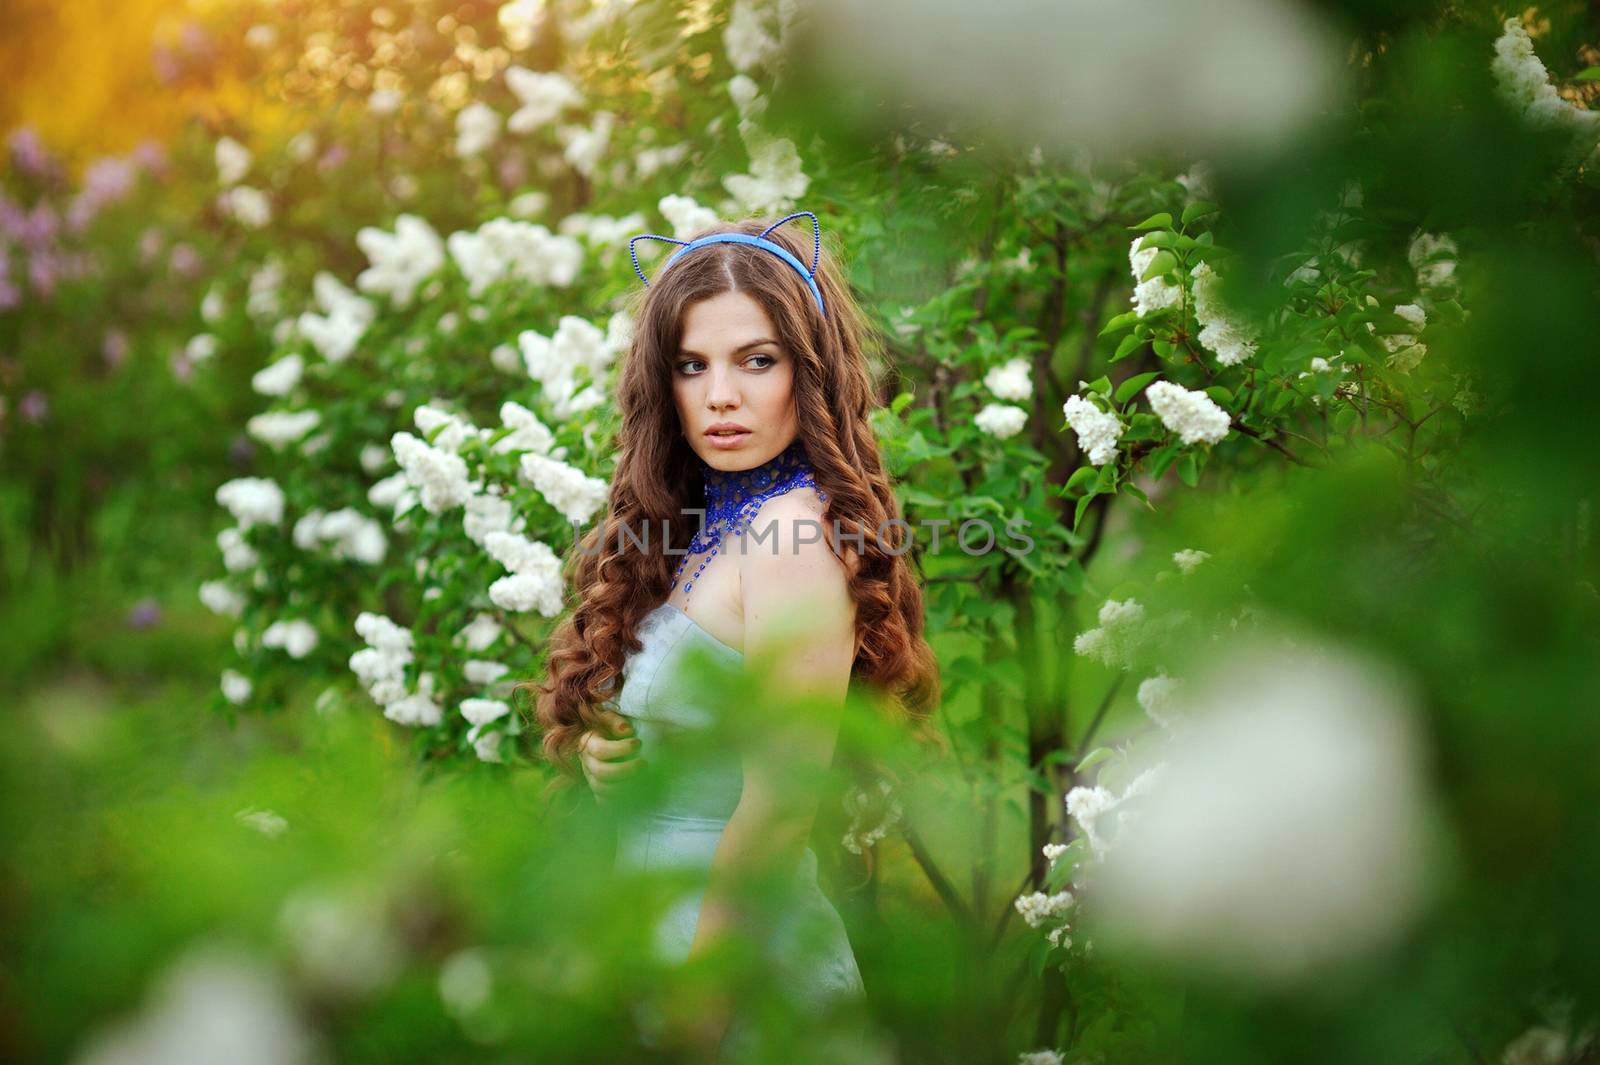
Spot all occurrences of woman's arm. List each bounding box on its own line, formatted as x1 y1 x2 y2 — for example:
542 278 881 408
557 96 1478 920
675 489 856 1049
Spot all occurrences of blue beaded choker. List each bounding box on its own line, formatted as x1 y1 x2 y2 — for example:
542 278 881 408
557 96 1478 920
672 437 827 597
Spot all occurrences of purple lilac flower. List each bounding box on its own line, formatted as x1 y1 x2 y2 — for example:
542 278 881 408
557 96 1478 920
127 598 162 629
8 128 52 176
169 243 201 278
103 328 129 369
19 390 48 422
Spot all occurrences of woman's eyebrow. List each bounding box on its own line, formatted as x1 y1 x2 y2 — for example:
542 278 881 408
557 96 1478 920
678 338 779 357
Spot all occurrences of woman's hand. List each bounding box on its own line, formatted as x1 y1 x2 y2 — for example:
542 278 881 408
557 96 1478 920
580 709 645 801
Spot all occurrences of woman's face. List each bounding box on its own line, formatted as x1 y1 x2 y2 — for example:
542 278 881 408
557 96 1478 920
672 289 799 472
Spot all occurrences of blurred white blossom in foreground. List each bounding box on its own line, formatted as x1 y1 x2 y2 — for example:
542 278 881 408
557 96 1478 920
1091 634 1441 985
809 0 1343 159
71 942 316 1065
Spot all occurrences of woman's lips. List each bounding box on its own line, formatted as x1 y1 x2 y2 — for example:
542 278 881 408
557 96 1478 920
704 429 752 449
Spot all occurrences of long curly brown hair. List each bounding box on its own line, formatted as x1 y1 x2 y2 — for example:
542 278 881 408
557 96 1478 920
519 214 942 800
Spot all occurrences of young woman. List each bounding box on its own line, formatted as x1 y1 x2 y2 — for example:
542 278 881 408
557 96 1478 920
526 213 941 1060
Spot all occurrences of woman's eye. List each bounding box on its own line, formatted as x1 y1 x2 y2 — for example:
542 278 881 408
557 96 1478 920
746 354 775 369
678 359 705 374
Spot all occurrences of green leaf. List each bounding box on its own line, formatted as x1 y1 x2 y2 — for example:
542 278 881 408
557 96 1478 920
1130 212 1173 231
1204 385 1234 408
1073 492 1095 530
1099 310 1140 337
1578 66 1600 82
1177 450 1200 487
1181 201 1221 225
1061 556 1085 595
1138 230 1177 249
1140 249 1178 282
1111 333 1143 363
890 391 915 413
1084 375 1112 398
1151 338 1175 359
1149 444 1178 480
1075 747 1115 774
1064 466 1099 495
1115 371 1161 405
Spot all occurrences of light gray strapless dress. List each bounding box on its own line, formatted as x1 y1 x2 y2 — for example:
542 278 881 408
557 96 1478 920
609 601 867 1061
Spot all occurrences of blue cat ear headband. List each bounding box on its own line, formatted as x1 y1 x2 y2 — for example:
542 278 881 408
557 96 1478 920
628 210 828 318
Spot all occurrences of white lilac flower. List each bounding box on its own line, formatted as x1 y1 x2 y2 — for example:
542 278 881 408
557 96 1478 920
1190 261 1259 367
1092 634 1438 986
262 619 319 659
1146 380 1230 445
454 102 502 157
383 673 443 728
251 354 303 397
555 111 615 178
247 409 322 451
201 285 226 324
519 452 608 525
224 186 272 228
220 669 253 705
723 134 809 214
235 806 286 838
278 885 403 994
1407 231 1459 296
463 492 517 546
1073 597 1146 670
505 66 584 132
1061 394 1123 466
555 212 646 274
1014 889 1075 929
217 527 258 573
359 444 390 475
368 88 403 116
215 136 252 185
659 194 720 240
974 402 1028 440
437 948 494 1017
488 571 563 617
413 402 483 454
200 579 246 617
356 214 445 309
1129 236 1183 317
391 431 474 514
456 613 503 653
185 334 218 364
518 315 619 420
1018 1052 1065 1065
1374 302 1427 373
1064 784 1118 857
494 400 555 456
294 507 387 564
446 218 584 298
1137 673 1180 728
466 722 504 763
984 357 1033 402
464 660 511 685
1172 548 1210 574
367 472 409 513
840 780 904 854
1176 161 1215 202
634 141 690 180
216 477 285 528
728 74 766 120
297 272 376 363
724 0 782 71
460 698 510 728
1491 18 1600 136
1042 842 1068 864
247 258 285 321
508 191 550 219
